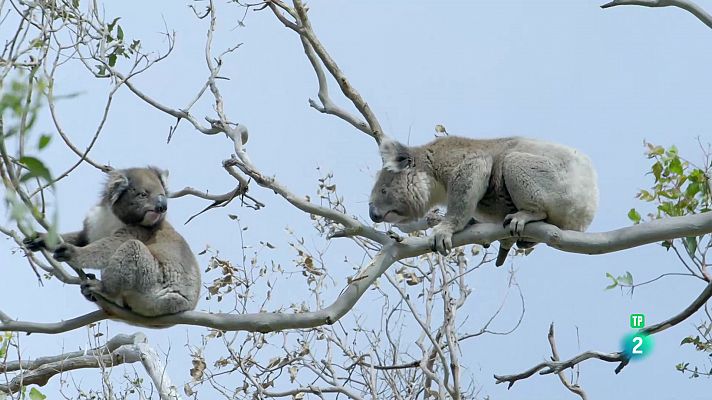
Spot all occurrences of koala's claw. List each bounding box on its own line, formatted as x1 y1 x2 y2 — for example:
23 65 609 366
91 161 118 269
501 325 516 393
503 214 525 237
23 235 45 252
53 243 76 262
80 277 102 302
85 273 96 280
431 226 453 255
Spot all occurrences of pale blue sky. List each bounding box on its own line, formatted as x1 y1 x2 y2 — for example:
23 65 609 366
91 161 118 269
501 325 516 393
2 0 712 398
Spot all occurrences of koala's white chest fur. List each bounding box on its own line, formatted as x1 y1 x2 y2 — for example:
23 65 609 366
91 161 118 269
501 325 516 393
84 205 125 242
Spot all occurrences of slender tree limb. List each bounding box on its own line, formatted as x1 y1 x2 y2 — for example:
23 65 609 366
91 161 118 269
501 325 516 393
0 310 108 334
643 279 712 335
548 324 588 400
601 0 712 30
494 351 623 389
260 385 363 399
267 0 383 143
495 278 712 388
0 332 181 399
223 156 388 244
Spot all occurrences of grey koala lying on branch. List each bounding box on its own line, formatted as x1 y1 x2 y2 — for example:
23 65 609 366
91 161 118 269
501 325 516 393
369 135 599 265
25 167 200 317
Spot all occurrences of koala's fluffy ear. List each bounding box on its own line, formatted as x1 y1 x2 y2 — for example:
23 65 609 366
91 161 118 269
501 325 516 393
105 170 129 205
148 166 169 189
379 139 413 172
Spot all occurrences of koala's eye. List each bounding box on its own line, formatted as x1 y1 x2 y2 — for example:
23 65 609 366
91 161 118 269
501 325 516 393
138 191 149 198
380 188 387 195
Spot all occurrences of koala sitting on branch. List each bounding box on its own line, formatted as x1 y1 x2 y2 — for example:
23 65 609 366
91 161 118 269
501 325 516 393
25 167 200 318
369 136 598 265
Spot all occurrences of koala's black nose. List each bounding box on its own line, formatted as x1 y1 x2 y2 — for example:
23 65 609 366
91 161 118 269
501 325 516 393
369 204 383 223
155 195 168 213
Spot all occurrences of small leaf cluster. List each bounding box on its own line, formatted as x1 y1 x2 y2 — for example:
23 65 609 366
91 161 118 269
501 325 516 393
627 142 711 258
95 17 142 76
628 142 711 224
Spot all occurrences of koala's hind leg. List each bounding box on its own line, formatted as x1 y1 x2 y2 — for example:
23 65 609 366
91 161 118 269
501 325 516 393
124 290 194 317
495 152 559 266
87 239 157 311
501 152 562 234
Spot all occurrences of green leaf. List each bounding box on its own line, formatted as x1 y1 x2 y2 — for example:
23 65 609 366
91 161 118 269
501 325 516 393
108 53 117 67
685 182 700 198
627 208 641 224
669 156 683 175
652 161 663 181
37 134 51 150
620 271 633 286
18 156 52 183
117 25 124 41
107 17 120 33
605 273 618 290
683 236 698 256
29 387 46 400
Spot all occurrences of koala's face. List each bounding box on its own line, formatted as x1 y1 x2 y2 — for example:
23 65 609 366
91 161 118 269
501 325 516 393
369 169 422 224
369 140 430 224
105 167 169 227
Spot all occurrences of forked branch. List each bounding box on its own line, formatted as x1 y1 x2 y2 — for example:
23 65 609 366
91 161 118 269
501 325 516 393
267 0 383 142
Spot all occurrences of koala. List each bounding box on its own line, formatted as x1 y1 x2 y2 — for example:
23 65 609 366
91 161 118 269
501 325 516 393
25 167 200 317
369 136 598 266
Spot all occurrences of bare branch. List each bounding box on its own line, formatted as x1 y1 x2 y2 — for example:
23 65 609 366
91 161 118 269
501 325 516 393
548 324 588 400
396 211 712 258
601 0 712 30
267 0 383 142
0 332 181 399
495 279 712 388
494 350 623 389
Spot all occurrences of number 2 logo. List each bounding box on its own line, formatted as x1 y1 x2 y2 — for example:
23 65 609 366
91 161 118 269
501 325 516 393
632 336 643 354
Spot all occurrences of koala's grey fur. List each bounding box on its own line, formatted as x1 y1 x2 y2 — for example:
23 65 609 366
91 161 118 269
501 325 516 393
26 167 200 317
369 136 598 265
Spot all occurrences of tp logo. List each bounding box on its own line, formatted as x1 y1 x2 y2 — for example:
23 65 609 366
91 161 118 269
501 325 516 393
630 314 645 329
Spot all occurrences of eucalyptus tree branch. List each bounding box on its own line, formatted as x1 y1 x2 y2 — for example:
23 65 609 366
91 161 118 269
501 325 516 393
495 278 712 388
260 385 363 399
267 0 383 142
601 0 712 30
0 332 182 399
267 2 370 135
223 156 387 244
548 324 588 400
4 213 711 336
494 350 623 389
0 226 80 284
0 246 398 333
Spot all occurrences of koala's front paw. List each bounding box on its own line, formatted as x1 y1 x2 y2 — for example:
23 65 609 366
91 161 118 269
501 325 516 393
431 225 454 255
80 277 102 302
23 234 46 252
53 243 77 262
